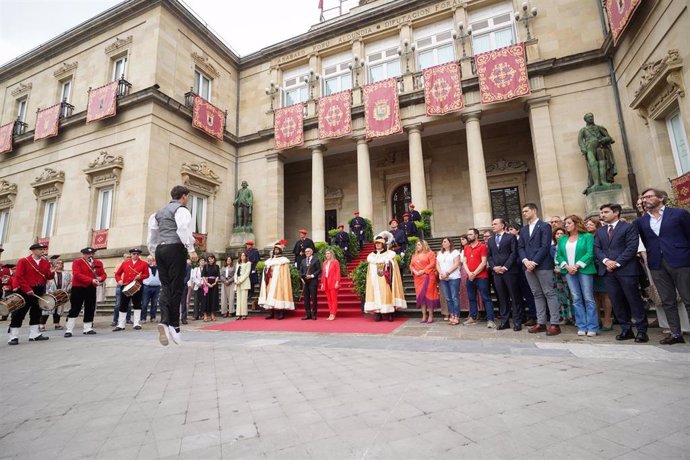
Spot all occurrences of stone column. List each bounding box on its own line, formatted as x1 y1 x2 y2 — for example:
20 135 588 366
311 144 326 243
407 124 428 210
356 137 374 220
264 152 285 248
526 96 565 218
462 110 493 228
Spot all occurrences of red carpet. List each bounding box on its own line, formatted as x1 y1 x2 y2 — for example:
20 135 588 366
199 315 406 334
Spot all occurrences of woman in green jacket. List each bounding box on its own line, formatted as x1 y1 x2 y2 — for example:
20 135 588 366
556 215 598 336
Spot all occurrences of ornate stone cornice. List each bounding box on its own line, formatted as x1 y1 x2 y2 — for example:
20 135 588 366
31 167 65 198
0 180 18 208
53 61 78 78
10 82 32 97
105 35 133 55
630 49 685 121
181 161 222 197
192 52 221 78
84 151 124 188
486 159 529 176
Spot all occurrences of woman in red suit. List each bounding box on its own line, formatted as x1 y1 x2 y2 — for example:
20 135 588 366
320 249 341 320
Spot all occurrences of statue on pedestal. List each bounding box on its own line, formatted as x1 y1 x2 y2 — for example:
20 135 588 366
578 113 618 195
233 181 253 232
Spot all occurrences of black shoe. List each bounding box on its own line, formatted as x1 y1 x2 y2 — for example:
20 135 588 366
182 320 188 325
659 335 685 345
64 332 72 338
387 314 394 322
134 325 142 330
83 330 97 335
301 316 311 320
8 338 18 345
374 313 382 322
312 316 317 320
616 330 635 341
513 325 522 332
266 312 275 320
277 311 285 320
497 323 510 330
113 326 125 331
110 322 117 327
29 335 49 341
634 332 649 343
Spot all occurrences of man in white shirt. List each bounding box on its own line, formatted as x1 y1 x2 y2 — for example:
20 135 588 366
147 185 199 346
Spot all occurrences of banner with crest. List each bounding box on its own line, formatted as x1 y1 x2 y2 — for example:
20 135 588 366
92 229 109 250
423 61 464 116
476 43 531 105
0 122 13 154
192 96 225 141
606 0 642 46
363 78 402 139
34 103 62 141
86 81 118 122
274 103 304 150
318 90 352 140
671 171 690 207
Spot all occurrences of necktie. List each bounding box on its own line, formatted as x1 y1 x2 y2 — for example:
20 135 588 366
307 257 311 266
496 234 501 245
608 225 614 240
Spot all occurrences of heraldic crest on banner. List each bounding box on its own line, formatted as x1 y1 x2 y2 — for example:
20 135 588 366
476 43 531 105
363 78 402 139
86 81 118 122
274 103 304 150
192 95 225 141
423 61 464 116
34 103 62 141
606 0 642 46
318 90 352 140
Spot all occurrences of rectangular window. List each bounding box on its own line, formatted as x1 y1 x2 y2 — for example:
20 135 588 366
366 46 401 83
414 24 455 71
16 97 27 123
41 200 56 238
188 193 207 234
322 60 352 96
0 209 9 244
470 3 516 55
60 79 72 103
95 188 113 230
667 110 690 175
194 70 213 101
282 66 309 107
112 56 127 81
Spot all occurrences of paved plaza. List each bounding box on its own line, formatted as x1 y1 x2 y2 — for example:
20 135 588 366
1 318 689 460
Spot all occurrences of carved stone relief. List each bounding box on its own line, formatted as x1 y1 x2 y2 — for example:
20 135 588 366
181 161 222 197
105 35 133 55
192 52 221 78
31 168 65 198
0 180 18 207
630 49 685 121
84 151 124 188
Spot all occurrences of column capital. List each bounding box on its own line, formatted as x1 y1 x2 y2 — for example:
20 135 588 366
525 95 551 110
405 123 424 134
354 135 369 145
310 143 327 153
265 152 286 163
461 110 482 123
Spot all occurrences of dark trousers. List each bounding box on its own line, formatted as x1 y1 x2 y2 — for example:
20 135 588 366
180 285 188 320
141 285 160 320
651 259 690 338
112 285 132 323
194 289 203 319
302 279 318 318
10 286 45 328
155 243 186 329
69 285 97 322
494 273 521 327
605 273 648 334
120 288 143 312
40 310 61 325
519 270 537 321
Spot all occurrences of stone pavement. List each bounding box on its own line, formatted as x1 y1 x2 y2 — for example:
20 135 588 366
1 318 689 460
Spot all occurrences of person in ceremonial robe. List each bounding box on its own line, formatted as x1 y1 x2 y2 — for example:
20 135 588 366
259 240 294 320
113 248 149 331
363 233 407 322
65 248 106 337
8 243 53 345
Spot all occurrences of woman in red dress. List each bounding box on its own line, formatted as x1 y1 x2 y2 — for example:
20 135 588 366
320 249 341 320
410 240 440 323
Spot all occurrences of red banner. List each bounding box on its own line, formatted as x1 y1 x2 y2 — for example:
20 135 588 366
192 96 225 141
363 78 402 139
318 90 352 140
606 0 642 46
86 81 118 122
423 62 464 116
92 229 109 249
193 232 207 252
0 122 13 154
34 103 61 142
274 104 304 150
476 43 531 105
671 171 690 207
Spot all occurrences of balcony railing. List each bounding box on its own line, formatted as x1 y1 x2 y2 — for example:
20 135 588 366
13 119 27 136
116 75 132 97
60 100 75 119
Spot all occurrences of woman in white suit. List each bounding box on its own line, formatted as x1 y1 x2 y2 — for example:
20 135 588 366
234 252 252 320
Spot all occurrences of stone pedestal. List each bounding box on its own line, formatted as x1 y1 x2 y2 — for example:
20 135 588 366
229 231 255 252
584 185 636 220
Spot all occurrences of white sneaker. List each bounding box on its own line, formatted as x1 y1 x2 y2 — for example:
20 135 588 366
577 330 586 336
587 331 597 337
168 326 181 345
157 323 169 346
487 320 496 329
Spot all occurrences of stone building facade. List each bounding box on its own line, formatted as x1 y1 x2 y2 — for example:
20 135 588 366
0 0 688 281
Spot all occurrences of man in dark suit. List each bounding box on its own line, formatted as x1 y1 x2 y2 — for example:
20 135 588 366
635 188 690 345
300 247 321 320
517 203 561 335
594 203 648 342
488 218 522 331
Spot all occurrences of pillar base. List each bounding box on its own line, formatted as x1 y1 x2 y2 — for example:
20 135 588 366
584 187 635 221
229 231 255 251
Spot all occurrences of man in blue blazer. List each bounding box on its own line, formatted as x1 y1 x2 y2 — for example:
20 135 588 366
488 218 522 331
517 203 561 336
594 203 648 342
635 188 690 345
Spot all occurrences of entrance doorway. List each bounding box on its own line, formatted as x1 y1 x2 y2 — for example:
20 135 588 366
490 186 523 227
391 183 412 221
325 210 337 235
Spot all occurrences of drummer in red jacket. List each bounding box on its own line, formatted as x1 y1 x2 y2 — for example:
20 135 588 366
65 247 107 338
114 248 149 331
8 243 53 345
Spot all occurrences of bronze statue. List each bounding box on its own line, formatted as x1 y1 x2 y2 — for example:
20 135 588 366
578 113 618 194
233 180 253 230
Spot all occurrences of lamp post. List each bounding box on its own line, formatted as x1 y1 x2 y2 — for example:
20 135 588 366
265 82 280 110
348 56 364 88
304 69 320 101
514 2 538 41
452 22 472 59
397 39 416 75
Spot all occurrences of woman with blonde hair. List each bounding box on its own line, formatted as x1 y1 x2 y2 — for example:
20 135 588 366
411 240 440 323
234 252 252 320
320 248 341 320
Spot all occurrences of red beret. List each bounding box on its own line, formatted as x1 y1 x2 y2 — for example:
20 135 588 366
389 218 398 225
298 229 308 235
409 204 415 208
353 211 360 215
245 240 254 246
337 224 344 229
403 213 410 218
